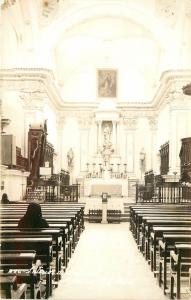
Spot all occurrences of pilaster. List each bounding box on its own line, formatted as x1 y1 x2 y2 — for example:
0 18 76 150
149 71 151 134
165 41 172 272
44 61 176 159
123 118 137 173
148 116 158 172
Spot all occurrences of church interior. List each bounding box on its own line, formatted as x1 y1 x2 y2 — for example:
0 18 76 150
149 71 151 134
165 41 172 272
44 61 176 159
0 0 191 299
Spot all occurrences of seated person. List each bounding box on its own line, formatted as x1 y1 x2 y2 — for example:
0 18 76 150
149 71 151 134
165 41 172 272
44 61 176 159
1 193 10 204
18 202 49 229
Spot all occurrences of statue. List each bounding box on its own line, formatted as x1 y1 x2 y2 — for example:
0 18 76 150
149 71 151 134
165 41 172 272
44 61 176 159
101 141 114 166
103 125 111 143
67 148 74 169
101 125 114 166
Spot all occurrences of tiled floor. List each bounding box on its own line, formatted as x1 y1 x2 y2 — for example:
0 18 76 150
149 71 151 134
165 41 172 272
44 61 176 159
51 223 168 300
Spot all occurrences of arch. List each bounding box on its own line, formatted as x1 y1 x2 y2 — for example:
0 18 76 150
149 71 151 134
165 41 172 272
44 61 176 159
40 2 174 51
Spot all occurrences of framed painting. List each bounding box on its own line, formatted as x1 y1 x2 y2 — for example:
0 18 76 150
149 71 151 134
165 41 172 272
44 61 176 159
98 69 117 98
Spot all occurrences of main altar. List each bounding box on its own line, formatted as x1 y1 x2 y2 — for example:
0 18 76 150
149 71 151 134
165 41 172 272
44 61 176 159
83 104 128 197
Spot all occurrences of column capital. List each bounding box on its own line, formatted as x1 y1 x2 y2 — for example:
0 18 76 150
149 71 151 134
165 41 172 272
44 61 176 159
78 113 93 129
148 116 158 131
123 118 137 130
56 116 66 131
19 90 45 111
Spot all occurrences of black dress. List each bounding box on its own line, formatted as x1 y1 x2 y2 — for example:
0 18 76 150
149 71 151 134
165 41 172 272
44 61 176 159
18 202 49 229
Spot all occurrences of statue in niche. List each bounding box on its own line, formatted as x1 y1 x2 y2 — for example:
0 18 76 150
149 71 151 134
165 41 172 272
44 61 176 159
101 124 114 166
103 125 111 143
67 148 74 170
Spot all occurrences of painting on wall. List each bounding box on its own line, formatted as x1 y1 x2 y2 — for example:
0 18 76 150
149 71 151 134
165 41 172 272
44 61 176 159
98 69 117 98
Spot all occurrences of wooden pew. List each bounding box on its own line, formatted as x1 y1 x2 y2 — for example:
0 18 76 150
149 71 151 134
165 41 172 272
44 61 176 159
0 203 85 270
0 275 27 299
0 204 85 237
142 217 191 259
0 237 53 298
129 204 191 299
141 220 191 261
134 211 191 244
149 227 191 275
0 202 85 298
0 222 70 271
129 205 191 233
0 250 43 299
0 216 77 251
158 234 191 295
170 244 191 299
0 229 62 277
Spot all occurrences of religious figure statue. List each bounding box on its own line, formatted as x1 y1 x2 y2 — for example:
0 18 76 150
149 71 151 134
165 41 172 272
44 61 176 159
101 124 114 166
101 142 114 166
67 148 74 169
103 125 111 143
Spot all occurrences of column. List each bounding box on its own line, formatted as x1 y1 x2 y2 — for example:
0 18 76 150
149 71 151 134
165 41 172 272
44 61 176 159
78 116 92 172
97 121 102 152
123 118 137 173
168 104 179 174
167 87 183 175
56 116 65 171
112 121 117 153
148 117 158 172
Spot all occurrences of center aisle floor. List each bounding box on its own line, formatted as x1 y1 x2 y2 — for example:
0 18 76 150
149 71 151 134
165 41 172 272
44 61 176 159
51 223 168 300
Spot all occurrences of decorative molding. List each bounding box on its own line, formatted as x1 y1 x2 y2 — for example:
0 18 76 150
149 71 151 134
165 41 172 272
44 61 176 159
19 91 45 111
56 116 66 131
77 113 94 129
148 116 158 131
152 70 191 111
0 68 64 110
156 0 176 27
1 68 191 116
1 0 16 10
120 109 155 119
123 118 137 130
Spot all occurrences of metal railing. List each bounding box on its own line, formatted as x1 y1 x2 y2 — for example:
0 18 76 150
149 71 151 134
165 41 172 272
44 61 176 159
136 184 191 204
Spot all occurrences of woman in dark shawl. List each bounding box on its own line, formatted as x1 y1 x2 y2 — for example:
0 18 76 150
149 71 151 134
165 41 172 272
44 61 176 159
18 202 49 229
1 193 10 204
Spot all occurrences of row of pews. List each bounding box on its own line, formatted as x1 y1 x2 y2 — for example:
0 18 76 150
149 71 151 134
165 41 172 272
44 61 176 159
0 202 85 299
130 203 191 299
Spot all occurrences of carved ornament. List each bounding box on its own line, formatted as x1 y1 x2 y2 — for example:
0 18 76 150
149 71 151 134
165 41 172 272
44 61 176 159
19 90 45 110
156 0 176 27
1 0 16 10
123 118 137 130
148 117 158 131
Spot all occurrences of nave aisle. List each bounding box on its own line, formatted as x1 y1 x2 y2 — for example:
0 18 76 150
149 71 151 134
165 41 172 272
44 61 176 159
51 223 167 300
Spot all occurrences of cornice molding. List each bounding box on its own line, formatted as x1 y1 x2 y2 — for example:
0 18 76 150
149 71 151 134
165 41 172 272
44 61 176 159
1 68 191 115
0 68 64 110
